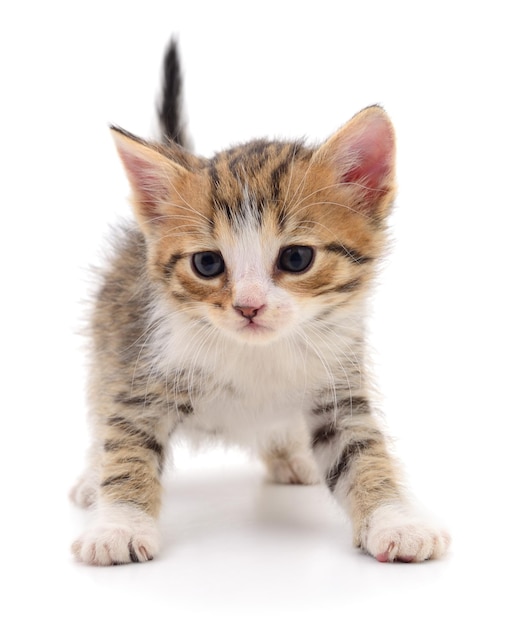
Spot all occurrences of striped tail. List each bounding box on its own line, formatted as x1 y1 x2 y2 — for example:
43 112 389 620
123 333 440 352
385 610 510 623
158 40 188 147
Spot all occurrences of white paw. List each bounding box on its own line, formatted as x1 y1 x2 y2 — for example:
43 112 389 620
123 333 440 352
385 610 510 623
69 470 98 509
265 453 320 485
72 505 160 566
361 503 450 563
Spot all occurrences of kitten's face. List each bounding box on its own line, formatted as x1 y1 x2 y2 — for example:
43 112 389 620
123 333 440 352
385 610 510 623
147 166 379 345
113 107 395 345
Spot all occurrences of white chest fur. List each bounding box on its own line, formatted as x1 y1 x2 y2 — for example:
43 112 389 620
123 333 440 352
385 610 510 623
149 301 365 448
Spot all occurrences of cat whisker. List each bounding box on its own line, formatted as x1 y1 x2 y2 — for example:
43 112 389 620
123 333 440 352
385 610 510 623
283 182 365 224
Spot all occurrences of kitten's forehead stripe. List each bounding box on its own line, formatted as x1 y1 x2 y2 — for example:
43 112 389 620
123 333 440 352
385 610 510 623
206 139 313 229
227 140 272 178
269 143 300 203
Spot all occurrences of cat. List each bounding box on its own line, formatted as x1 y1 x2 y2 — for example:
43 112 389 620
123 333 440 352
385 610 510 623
70 40 450 565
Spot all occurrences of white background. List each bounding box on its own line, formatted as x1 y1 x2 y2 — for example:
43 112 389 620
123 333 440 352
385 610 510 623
2 1 514 623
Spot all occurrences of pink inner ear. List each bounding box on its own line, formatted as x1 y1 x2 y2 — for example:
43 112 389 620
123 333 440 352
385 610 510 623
341 148 390 189
339 117 394 193
117 147 169 219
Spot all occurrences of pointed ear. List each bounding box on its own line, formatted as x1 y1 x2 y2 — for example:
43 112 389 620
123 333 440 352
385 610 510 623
315 106 396 219
111 126 190 229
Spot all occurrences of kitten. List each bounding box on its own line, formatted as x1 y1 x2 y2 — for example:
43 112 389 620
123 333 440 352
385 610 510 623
71 41 450 565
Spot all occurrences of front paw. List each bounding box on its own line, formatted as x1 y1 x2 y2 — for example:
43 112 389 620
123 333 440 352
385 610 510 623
360 503 450 563
72 505 160 566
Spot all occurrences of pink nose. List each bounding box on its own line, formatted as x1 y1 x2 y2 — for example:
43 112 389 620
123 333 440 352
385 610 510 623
234 304 264 320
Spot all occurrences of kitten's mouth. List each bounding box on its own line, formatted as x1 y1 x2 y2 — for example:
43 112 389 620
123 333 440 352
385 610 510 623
239 318 273 335
242 319 268 331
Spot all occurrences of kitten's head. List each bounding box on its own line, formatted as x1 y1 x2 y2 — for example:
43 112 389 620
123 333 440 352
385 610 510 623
112 107 395 345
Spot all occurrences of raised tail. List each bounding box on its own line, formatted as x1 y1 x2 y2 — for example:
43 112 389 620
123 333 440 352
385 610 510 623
158 40 188 147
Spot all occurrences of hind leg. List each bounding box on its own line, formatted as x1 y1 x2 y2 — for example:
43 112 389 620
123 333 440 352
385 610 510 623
70 444 101 508
260 427 320 485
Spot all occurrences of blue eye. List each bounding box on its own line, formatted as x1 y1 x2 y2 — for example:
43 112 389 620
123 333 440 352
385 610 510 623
278 246 314 273
192 251 225 278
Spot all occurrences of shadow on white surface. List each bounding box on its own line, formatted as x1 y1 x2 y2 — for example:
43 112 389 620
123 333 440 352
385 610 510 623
66 457 454 621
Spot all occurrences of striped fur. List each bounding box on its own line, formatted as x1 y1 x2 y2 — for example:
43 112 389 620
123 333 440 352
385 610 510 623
71 41 449 566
